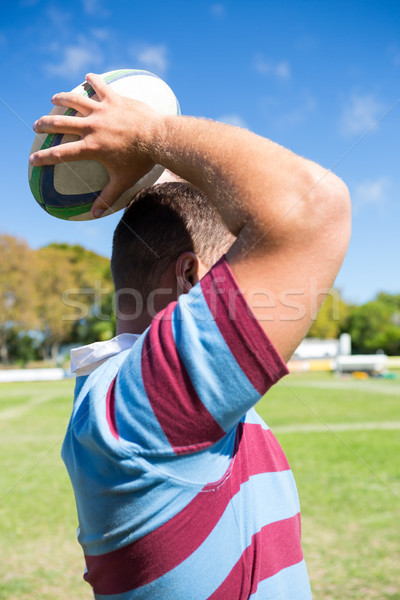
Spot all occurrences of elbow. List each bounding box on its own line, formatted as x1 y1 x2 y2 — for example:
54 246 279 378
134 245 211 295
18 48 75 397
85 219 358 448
325 173 351 241
308 170 352 247
323 172 351 213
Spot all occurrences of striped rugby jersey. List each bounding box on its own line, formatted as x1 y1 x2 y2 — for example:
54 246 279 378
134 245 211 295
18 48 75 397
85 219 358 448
62 256 312 599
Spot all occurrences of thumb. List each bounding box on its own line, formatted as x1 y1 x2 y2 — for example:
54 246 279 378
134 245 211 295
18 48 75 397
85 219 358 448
91 175 130 219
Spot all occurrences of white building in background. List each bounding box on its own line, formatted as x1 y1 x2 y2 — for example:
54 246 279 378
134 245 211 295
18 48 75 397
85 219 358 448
291 333 388 374
335 353 388 374
293 333 351 360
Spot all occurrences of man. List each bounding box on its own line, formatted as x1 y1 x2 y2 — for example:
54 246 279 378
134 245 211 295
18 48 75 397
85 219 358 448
31 73 351 599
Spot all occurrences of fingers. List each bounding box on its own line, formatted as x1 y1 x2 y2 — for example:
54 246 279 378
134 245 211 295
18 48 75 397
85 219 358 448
33 114 87 136
85 73 111 102
91 175 128 218
29 140 88 166
51 91 94 116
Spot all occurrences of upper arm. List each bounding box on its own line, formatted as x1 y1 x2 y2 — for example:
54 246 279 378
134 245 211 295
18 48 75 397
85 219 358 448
226 171 351 362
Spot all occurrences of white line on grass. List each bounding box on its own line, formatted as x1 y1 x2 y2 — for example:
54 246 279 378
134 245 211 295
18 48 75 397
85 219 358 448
280 377 400 499
0 435 61 443
288 380 400 395
0 393 56 421
274 421 400 434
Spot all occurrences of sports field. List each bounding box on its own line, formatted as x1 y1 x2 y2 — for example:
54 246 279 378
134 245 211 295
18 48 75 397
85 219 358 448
0 373 399 599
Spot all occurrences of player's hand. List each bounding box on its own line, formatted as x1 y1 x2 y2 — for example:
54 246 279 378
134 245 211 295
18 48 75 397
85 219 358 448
29 73 164 218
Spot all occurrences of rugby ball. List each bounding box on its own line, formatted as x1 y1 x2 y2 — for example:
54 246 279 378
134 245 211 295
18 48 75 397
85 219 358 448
28 69 180 221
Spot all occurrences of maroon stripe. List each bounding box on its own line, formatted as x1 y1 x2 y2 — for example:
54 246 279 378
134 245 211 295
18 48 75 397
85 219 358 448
200 257 289 395
208 514 303 600
84 423 291 595
141 302 225 453
105 377 118 440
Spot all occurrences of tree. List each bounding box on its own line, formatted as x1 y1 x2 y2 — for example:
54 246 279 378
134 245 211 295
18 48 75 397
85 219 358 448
308 290 349 339
6 328 40 365
46 243 112 289
0 235 37 364
72 289 116 346
0 236 116 364
35 244 114 360
35 245 77 361
342 294 400 355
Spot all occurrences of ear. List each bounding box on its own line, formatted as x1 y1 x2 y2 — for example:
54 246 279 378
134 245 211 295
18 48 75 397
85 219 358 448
175 252 200 294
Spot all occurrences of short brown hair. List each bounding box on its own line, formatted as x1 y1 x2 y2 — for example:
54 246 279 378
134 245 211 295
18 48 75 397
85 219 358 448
111 182 234 301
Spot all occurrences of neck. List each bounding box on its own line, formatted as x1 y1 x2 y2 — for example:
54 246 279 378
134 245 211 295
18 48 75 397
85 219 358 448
116 313 153 336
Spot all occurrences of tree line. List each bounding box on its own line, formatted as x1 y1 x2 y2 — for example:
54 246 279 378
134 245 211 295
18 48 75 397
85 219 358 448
0 233 399 365
0 234 114 365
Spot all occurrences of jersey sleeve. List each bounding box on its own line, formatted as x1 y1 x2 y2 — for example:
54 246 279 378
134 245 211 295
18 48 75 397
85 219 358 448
114 256 288 455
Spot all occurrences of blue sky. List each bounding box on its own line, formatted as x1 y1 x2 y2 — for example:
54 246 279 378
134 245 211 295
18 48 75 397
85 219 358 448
1 0 399 303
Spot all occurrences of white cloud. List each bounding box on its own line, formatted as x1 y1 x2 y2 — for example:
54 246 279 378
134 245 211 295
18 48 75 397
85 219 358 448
210 3 226 18
81 0 108 16
352 177 390 216
91 28 111 41
82 0 97 13
130 44 168 76
275 61 291 79
19 0 40 6
218 114 248 128
253 55 291 80
340 93 384 136
259 91 316 131
44 43 103 79
387 44 400 67
45 5 72 30
277 94 316 128
294 35 318 54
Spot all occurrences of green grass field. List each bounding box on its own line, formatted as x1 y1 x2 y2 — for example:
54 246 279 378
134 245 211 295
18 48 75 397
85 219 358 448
0 373 399 599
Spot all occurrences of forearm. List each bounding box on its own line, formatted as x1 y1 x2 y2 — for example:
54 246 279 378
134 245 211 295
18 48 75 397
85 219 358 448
148 114 345 243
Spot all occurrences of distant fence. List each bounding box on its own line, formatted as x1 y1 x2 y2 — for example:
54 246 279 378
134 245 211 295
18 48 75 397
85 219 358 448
0 357 399 382
289 356 400 374
0 368 72 383
388 357 400 369
288 359 334 373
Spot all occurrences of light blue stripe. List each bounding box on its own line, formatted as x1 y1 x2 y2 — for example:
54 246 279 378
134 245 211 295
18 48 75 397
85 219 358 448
149 424 236 485
249 560 312 599
62 349 130 460
94 470 300 600
116 333 173 454
244 407 270 430
172 286 263 432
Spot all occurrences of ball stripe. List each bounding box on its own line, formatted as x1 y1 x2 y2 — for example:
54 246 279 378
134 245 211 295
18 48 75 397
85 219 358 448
45 201 95 219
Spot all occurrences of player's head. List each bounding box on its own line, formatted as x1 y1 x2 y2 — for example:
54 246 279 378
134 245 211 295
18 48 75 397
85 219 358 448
111 181 234 328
